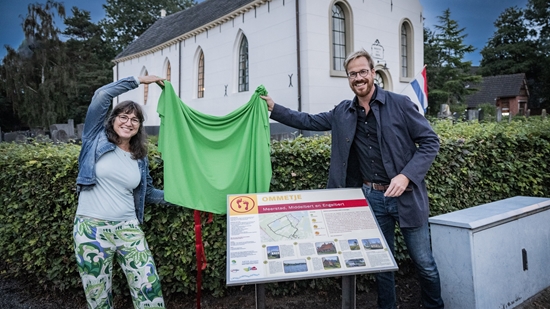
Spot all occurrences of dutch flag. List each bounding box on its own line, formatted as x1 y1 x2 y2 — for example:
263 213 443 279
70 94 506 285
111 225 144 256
409 65 428 115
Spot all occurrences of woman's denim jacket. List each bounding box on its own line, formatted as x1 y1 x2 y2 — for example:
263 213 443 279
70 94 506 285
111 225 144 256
76 76 167 224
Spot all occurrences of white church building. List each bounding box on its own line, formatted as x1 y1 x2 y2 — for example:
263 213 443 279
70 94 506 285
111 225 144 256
112 0 425 137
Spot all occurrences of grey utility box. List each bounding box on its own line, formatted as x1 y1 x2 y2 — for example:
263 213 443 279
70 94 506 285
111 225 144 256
429 196 550 309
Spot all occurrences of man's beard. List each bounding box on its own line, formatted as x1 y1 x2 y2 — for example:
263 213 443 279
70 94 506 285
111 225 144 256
351 79 373 98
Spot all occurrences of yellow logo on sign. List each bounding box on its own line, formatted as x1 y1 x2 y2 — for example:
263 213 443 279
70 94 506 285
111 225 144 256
229 195 258 215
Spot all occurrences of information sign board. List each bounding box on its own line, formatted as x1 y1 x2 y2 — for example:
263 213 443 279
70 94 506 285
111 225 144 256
226 188 398 286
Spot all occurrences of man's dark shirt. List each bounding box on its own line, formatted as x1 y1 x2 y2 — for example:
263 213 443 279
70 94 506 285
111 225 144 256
269 84 441 227
352 88 390 184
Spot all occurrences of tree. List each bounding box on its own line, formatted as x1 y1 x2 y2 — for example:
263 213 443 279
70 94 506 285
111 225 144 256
524 0 550 108
63 7 115 123
1 0 74 129
0 69 25 131
479 7 538 77
423 27 445 114
525 0 550 42
424 9 481 115
101 0 196 54
478 6 545 108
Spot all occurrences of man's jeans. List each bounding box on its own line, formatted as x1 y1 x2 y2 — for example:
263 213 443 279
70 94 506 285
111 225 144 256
362 184 444 309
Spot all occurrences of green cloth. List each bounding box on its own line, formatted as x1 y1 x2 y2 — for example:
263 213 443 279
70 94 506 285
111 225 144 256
157 81 272 214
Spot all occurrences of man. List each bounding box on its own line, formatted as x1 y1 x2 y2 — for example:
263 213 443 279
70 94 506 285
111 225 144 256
260 49 443 309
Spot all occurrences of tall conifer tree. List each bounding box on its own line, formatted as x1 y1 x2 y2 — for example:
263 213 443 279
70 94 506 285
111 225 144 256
425 9 481 115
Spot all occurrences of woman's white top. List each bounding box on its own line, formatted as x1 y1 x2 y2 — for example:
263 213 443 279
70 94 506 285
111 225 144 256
76 146 140 221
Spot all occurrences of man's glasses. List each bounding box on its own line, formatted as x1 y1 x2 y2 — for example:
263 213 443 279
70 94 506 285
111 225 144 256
348 69 371 80
117 114 140 125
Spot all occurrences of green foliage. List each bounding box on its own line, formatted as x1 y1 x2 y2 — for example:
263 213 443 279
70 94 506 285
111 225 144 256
270 135 331 191
525 0 550 40
63 7 115 124
424 9 482 115
100 0 197 54
478 103 497 121
0 3 117 129
0 141 81 290
2 119 550 297
449 103 466 114
525 0 550 108
0 1 115 128
0 1 75 129
479 7 538 77
480 1 550 109
429 118 550 214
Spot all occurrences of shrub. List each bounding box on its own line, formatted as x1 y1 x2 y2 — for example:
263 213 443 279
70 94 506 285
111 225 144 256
1 117 550 296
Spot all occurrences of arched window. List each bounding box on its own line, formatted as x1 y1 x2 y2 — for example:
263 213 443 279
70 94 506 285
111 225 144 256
329 1 353 77
374 68 393 91
166 61 171 81
197 51 204 98
400 20 414 80
332 4 346 72
401 24 408 78
143 70 149 105
238 35 249 92
374 71 385 89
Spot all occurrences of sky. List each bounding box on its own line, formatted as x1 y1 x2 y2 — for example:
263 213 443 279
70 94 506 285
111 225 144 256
420 0 529 65
0 0 529 65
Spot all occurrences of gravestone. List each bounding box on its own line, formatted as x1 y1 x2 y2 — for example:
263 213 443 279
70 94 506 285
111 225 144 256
542 109 547 119
496 107 502 122
51 129 69 143
35 134 51 143
50 124 70 134
4 132 17 142
50 124 58 133
438 104 452 119
452 112 459 122
15 133 27 143
50 119 79 141
76 123 84 139
67 119 75 137
30 128 45 138
467 109 478 121
4 132 27 143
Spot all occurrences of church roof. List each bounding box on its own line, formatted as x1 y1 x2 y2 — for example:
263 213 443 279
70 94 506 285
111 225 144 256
115 0 259 61
465 73 527 108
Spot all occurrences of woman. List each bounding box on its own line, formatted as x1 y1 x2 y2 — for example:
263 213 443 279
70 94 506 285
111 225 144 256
73 75 169 309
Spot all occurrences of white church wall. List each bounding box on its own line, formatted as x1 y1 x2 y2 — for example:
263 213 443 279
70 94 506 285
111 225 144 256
249 0 300 115
112 0 425 128
115 0 300 125
180 0 297 117
114 46 180 127
298 0 425 115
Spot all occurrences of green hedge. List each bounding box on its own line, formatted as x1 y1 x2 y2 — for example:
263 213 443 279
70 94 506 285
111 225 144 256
1 117 550 297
